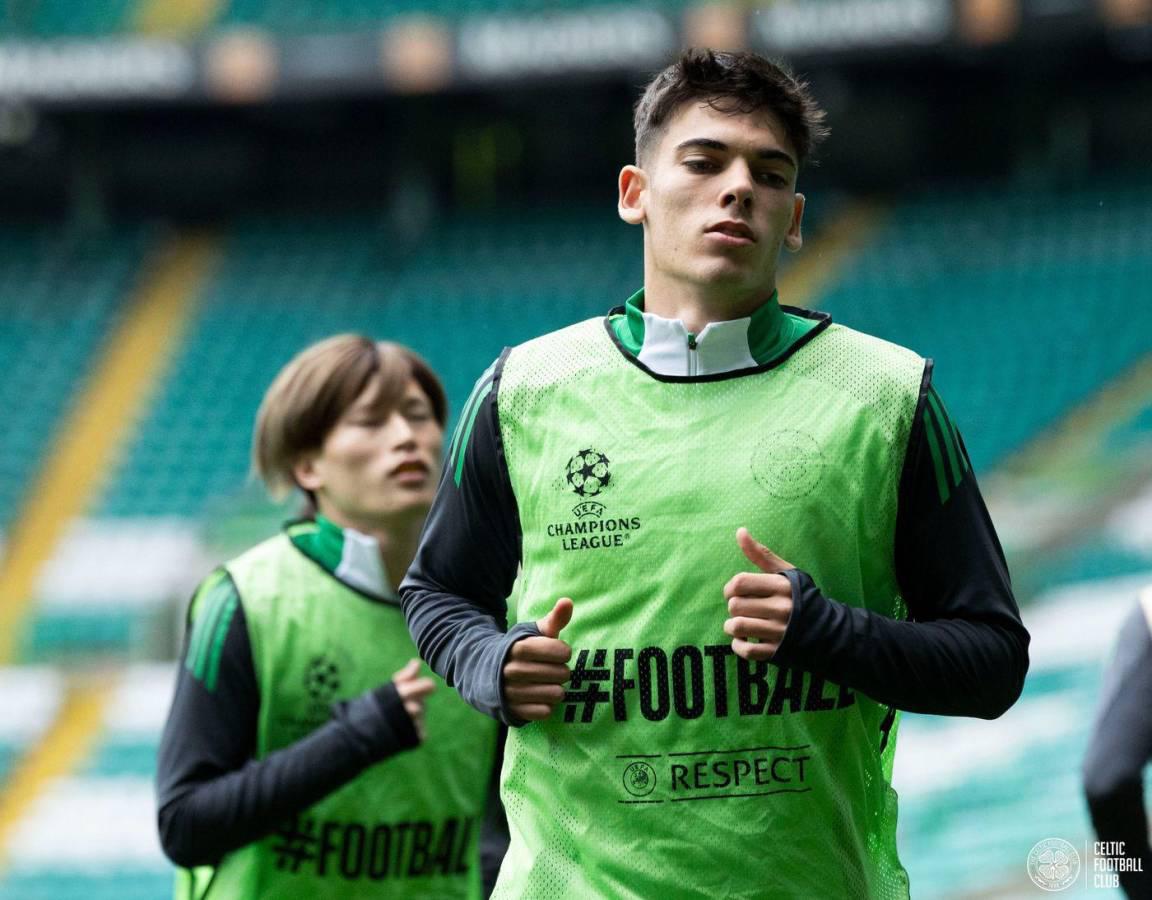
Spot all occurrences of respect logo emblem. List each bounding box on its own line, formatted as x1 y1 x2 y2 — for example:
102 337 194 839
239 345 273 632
1027 838 1080 892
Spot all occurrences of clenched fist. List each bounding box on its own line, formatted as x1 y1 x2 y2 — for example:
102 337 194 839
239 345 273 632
723 527 796 662
503 598 573 721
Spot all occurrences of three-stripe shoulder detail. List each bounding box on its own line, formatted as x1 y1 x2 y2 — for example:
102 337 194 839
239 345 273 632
921 385 971 505
447 354 505 488
185 570 242 693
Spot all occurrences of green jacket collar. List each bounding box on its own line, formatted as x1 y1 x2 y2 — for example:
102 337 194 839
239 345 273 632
612 288 823 377
286 515 394 602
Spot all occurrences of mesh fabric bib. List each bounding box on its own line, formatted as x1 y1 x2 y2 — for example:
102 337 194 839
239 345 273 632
180 534 495 899
494 317 923 900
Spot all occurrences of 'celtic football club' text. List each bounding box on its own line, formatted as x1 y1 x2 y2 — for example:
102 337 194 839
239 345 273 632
563 644 855 723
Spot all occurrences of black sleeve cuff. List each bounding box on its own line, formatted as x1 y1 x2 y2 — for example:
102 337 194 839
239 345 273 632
771 568 822 667
496 622 545 728
333 682 420 760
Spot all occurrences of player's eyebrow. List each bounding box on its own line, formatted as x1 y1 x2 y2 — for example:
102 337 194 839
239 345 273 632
675 138 796 169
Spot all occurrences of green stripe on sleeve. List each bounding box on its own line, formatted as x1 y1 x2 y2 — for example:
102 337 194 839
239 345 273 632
933 389 970 474
454 380 494 487
192 594 228 683
187 576 234 683
185 589 222 678
448 362 497 466
957 433 972 472
202 593 239 693
927 391 964 488
922 406 952 505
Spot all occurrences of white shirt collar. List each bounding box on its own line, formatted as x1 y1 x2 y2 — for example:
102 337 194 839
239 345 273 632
636 310 758 377
334 527 393 599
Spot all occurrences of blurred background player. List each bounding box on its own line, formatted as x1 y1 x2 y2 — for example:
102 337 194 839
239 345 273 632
156 335 501 898
1082 585 1152 899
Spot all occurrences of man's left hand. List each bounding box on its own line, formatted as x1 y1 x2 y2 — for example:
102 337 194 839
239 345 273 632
723 527 796 662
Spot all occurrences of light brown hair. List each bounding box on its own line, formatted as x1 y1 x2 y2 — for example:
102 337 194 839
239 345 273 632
633 48 829 167
253 334 447 499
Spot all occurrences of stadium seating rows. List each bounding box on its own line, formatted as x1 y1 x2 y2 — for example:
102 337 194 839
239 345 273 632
0 668 63 786
221 0 696 33
97 208 640 521
6 183 1151 662
1 182 1150 899
817 180 1152 473
0 0 693 37
0 666 171 900
0 225 154 539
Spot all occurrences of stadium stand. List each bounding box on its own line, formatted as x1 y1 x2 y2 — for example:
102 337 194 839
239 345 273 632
1 181 1149 898
96 208 639 522
0 666 172 900
0 0 691 37
0 669 63 789
220 0 693 31
818 180 1152 473
0 225 153 541
23 519 206 661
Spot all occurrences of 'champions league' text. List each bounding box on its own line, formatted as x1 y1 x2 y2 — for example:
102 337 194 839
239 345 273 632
546 514 641 550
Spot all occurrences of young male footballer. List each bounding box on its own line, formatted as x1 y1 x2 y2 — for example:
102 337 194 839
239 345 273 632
157 335 499 898
402 49 1030 898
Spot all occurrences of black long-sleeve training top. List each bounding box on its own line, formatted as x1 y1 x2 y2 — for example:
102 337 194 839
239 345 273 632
155 594 419 868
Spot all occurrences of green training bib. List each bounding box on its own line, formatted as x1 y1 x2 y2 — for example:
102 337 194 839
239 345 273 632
179 531 496 899
493 317 922 899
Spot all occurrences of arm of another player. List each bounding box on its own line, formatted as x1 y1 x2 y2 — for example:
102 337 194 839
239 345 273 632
155 571 432 868
723 367 1030 719
401 353 571 725
1082 599 1152 899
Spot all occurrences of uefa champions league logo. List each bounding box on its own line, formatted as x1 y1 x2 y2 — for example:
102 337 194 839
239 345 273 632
304 655 342 703
1027 838 1080 892
566 449 611 497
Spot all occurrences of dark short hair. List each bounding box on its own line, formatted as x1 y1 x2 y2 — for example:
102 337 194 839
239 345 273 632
633 48 829 166
253 334 447 498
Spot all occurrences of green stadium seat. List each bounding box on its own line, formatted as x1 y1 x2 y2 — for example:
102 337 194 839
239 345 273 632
816 180 1152 472
0 665 174 900
0 225 154 539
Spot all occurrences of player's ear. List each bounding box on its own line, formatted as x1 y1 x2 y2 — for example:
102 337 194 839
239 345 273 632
784 192 805 253
292 453 324 492
618 165 647 226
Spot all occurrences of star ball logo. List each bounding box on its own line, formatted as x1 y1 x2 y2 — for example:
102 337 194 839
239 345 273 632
1027 838 1080 892
548 447 641 552
566 448 611 497
304 655 342 703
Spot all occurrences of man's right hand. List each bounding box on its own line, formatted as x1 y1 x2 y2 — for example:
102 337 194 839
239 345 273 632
503 598 573 722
